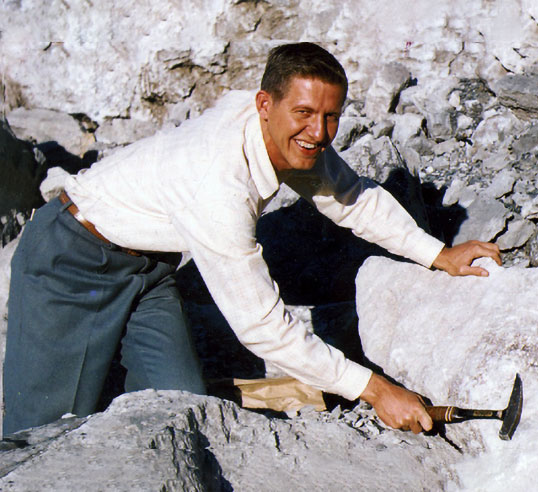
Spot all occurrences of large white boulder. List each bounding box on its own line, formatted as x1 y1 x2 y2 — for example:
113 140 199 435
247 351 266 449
356 256 538 491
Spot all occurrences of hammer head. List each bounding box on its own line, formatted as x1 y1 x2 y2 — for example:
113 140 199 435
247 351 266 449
499 373 523 441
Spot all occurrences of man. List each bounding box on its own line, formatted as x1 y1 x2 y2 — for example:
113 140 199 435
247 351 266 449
3 42 501 436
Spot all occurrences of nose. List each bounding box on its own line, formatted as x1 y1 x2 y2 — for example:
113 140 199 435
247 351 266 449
308 115 327 143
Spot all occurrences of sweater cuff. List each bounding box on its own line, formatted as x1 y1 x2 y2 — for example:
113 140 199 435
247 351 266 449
409 232 445 268
327 361 373 401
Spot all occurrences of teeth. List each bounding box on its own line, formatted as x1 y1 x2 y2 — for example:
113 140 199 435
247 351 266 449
296 140 316 150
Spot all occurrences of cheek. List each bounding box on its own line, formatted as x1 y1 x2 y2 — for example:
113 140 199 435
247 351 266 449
329 121 340 138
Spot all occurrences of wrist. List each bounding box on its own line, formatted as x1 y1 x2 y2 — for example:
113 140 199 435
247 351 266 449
432 246 449 271
359 372 384 405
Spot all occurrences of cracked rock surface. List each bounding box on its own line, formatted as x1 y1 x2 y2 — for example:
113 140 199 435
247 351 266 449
0 391 462 491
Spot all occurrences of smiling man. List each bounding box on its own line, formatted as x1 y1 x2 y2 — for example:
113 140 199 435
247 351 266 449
3 42 501 436
257 77 343 171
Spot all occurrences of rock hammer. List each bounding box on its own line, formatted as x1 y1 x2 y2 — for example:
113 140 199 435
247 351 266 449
425 373 523 440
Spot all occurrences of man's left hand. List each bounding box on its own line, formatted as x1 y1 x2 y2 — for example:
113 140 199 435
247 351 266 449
432 240 501 277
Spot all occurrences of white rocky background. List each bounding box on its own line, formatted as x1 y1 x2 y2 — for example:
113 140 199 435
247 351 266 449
1 0 538 490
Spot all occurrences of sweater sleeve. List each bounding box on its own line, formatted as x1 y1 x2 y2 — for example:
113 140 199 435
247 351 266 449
284 147 445 268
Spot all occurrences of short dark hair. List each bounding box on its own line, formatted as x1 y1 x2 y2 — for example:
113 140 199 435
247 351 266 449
261 42 348 102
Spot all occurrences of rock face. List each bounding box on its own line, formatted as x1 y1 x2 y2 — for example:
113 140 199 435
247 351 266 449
2 1 538 267
0 390 462 491
1 0 537 125
356 257 538 491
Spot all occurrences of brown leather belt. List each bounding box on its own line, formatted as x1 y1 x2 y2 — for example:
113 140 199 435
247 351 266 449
59 191 141 257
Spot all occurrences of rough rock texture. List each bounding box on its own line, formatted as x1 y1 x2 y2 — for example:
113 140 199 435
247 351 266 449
356 257 538 491
5 108 95 157
1 0 537 125
493 74 538 120
0 390 463 491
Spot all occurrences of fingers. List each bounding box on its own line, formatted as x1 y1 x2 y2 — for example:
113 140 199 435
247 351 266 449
472 240 501 266
399 403 432 434
360 374 432 434
432 240 502 277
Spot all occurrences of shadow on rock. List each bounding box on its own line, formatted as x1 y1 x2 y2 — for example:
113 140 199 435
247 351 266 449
37 140 98 175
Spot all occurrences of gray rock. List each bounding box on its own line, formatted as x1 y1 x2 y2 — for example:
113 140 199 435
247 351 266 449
513 193 538 220
493 74 538 120
510 123 538 157
371 119 395 139
6 108 94 157
442 178 467 206
398 147 422 176
396 86 423 115
470 112 527 158
525 231 538 267
404 79 460 141
390 113 424 145
356 256 538 491
480 151 512 172
364 62 412 121
425 109 454 141
340 135 406 183
453 197 509 244
432 138 459 157
451 187 480 209
332 116 367 152
456 113 473 132
496 216 536 251
0 390 462 491
483 169 516 199
2 0 538 127
95 118 159 146
430 155 450 171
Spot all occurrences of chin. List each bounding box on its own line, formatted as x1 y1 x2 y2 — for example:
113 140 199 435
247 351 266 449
294 160 317 171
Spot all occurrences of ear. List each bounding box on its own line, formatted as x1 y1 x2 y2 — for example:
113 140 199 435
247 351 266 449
256 90 272 121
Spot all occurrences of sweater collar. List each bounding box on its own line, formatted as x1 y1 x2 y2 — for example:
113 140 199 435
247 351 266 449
243 113 280 200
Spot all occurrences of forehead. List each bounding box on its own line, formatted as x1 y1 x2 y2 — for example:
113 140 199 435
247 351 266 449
279 76 345 108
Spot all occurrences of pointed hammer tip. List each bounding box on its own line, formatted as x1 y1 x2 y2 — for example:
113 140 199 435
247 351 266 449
498 373 523 441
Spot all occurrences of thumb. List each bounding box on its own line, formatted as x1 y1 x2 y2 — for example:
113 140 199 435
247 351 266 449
418 410 433 432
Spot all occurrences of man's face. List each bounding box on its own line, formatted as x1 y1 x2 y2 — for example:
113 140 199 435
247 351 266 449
256 77 345 172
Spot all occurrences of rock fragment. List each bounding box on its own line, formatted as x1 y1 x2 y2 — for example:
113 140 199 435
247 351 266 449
364 62 413 121
493 74 538 120
452 197 509 244
496 216 536 251
6 108 95 157
482 169 516 199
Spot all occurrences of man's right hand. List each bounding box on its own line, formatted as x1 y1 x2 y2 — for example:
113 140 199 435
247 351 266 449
359 373 432 434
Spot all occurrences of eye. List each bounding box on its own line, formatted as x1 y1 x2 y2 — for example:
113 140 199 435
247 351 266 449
294 108 312 116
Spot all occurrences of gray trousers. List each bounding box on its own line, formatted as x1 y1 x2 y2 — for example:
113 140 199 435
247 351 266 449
3 197 206 435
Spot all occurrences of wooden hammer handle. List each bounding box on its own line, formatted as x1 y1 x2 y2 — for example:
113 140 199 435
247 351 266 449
426 406 457 423
426 406 501 423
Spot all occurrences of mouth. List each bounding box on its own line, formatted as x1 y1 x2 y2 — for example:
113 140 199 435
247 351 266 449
294 139 324 153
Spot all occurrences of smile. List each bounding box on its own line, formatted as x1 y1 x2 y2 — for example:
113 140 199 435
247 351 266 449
295 139 318 150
